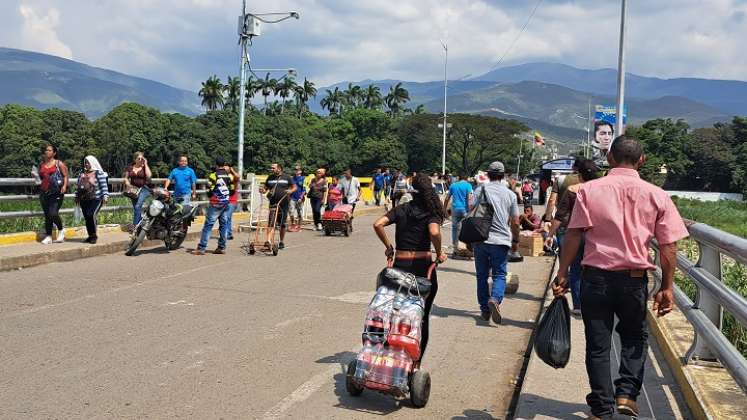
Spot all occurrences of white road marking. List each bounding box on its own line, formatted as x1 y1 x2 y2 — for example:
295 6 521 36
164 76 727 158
261 363 344 420
261 344 359 419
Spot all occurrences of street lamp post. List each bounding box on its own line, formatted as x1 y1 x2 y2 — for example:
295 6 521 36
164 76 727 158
236 3 299 177
440 40 448 175
614 0 627 140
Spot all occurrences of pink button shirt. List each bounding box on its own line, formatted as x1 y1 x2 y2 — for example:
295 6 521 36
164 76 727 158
568 168 689 271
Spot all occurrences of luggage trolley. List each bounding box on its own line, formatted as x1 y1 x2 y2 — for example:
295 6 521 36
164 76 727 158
244 194 287 256
345 259 438 407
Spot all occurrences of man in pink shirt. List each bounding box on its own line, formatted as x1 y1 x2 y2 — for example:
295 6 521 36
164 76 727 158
552 136 688 419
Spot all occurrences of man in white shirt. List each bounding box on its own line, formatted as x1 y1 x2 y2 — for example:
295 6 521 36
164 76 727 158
338 168 361 212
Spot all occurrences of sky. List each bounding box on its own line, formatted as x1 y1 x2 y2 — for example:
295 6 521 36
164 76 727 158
1 0 747 91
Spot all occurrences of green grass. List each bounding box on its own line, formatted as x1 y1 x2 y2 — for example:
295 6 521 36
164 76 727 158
672 197 747 238
672 198 747 357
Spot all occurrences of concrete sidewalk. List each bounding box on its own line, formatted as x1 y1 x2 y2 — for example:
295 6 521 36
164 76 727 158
514 276 693 419
0 204 385 271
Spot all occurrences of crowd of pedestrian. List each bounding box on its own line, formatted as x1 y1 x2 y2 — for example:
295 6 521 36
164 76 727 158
26 136 686 419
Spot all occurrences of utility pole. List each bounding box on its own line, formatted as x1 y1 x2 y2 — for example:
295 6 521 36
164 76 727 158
237 0 248 177
516 137 524 177
586 97 591 158
614 0 627 143
441 40 448 175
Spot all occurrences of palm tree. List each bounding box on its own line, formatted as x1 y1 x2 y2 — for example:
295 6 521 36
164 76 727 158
260 73 278 115
320 87 343 116
294 78 317 117
344 83 363 109
363 84 382 110
384 82 410 117
245 75 262 108
266 101 283 116
198 75 224 111
224 76 241 111
274 77 297 114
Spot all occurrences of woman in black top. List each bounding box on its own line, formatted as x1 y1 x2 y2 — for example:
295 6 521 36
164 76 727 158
373 173 448 359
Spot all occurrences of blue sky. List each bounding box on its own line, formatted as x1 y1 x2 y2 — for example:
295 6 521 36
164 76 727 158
1 0 746 91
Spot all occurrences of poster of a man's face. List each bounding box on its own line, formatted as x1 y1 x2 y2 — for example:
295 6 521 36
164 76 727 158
592 121 614 158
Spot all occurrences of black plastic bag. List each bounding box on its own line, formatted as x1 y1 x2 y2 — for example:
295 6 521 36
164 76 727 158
534 296 571 368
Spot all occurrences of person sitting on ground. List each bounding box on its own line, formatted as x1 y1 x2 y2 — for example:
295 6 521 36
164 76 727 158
519 205 541 231
373 173 448 361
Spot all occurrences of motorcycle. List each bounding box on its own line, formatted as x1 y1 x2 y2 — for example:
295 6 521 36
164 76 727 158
125 187 198 256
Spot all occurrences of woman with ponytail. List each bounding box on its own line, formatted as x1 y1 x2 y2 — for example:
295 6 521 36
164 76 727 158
373 173 448 359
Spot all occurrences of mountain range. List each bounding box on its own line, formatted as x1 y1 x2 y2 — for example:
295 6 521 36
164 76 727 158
1 47 745 144
0 47 201 118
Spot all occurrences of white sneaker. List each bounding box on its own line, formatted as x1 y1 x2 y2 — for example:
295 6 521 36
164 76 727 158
41 236 53 245
317 223 323 231
53 230 65 243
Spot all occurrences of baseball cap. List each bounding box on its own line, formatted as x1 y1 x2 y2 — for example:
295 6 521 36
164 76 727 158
487 161 505 173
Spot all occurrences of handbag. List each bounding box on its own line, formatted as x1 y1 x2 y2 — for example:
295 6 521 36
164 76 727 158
123 185 140 200
458 186 494 244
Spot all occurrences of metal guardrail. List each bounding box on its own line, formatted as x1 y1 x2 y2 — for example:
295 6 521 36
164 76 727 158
0 177 257 220
652 220 747 394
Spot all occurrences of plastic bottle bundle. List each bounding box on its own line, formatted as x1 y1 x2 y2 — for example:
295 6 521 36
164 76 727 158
386 296 425 360
362 286 396 344
354 344 412 394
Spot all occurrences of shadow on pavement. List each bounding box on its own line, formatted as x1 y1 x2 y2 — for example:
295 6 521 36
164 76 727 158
315 351 356 365
513 393 589 419
500 317 537 330
451 408 500 419
438 266 475 277
431 304 495 328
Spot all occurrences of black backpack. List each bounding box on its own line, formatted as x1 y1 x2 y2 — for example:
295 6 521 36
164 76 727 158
458 187 494 244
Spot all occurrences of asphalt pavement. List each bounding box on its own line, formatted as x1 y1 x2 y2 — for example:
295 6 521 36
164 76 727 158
0 214 553 419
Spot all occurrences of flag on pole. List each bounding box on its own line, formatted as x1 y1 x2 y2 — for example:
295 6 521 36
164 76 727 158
533 131 545 146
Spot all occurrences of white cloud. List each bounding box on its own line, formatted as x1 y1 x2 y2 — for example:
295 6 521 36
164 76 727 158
18 2 73 59
2 0 747 90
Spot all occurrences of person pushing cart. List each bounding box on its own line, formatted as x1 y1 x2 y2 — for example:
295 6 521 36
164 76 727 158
261 163 296 250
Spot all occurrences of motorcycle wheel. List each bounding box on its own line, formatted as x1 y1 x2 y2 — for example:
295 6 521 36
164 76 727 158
125 226 147 256
167 226 188 250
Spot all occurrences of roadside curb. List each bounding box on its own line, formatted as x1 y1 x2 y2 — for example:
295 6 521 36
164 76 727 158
0 213 252 272
647 310 710 420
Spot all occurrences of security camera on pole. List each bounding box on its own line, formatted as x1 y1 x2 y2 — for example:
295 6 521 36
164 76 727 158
236 2 299 177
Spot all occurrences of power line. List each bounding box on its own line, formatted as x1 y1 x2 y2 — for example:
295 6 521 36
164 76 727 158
490 0 544 71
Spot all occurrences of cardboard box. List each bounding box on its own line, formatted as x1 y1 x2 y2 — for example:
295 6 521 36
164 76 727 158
518 232 544 257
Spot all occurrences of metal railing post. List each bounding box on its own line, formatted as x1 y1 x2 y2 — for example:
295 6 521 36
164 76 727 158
687 242 724 362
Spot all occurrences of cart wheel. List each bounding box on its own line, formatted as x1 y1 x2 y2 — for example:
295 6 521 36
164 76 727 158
272 244 279 256
410 370 431 408
324 228 331 236
346 360 363 397
343 226 350 237
248 244 255 255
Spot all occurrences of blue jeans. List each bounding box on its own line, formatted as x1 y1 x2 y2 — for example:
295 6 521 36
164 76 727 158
198 204 230 250
451 208 467 248
226 202 237 238
474 243 509 311
175 195 191 206
131 188 150 225
557 231 584 310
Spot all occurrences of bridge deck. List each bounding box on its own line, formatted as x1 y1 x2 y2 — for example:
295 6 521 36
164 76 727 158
0 213 555 419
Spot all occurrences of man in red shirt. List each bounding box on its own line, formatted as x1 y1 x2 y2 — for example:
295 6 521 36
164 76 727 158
553 136 688 419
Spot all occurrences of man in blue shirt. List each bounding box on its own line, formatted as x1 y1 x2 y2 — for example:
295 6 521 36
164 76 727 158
443 174 474 251
372 168 386 206
164 155 197 205
289 166 306 230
